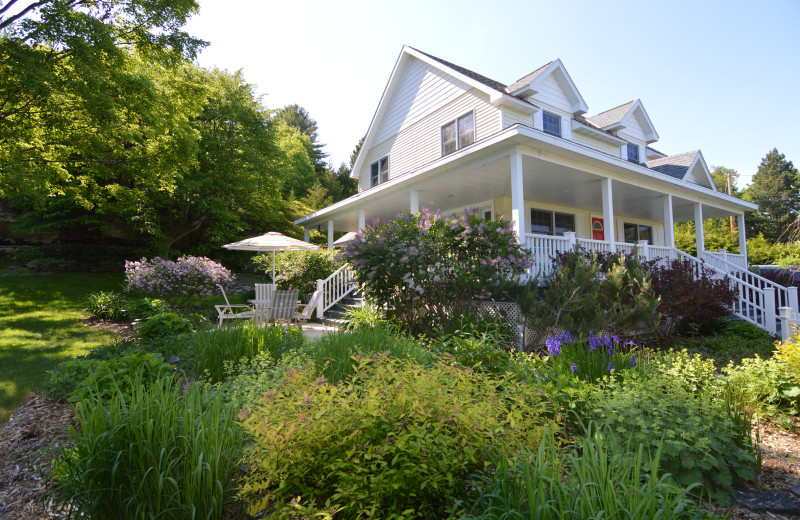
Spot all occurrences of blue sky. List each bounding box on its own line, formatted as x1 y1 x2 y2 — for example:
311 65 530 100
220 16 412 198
185 0 800 187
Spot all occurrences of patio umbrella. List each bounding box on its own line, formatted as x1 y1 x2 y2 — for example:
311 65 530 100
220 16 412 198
222 232 320 283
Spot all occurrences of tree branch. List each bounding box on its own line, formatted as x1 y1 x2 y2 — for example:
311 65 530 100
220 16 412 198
0 0 53 32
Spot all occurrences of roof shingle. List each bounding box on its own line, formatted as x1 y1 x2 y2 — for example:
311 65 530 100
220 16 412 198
504 61 554 94
646 150 699 179
410 47 508 92
585 100 638 129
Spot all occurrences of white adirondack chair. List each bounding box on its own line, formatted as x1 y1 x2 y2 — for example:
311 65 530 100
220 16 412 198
268 289 300 327
294 290 321 322
253 283 276 325
214 284 254 328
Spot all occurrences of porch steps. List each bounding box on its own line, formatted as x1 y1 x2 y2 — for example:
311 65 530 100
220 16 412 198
319 293 364 328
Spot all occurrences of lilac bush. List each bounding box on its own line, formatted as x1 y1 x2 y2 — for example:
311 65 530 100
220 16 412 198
125 256 232 307
341 208 533 328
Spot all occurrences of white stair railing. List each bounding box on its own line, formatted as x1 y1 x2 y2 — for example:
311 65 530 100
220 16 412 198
677 250 778 334
699 250 799 312
315 264 357 318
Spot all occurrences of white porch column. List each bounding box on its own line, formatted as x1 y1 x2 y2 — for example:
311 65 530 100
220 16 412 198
510 149 525 243
358 208 366 230
662 194 675 249
601 178 616 251
410 190 419 214
327 220 334 249
693 203 705 256
737 213 747 261
304 228 310 242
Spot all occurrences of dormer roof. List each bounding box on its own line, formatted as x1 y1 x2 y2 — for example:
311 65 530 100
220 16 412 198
586 99 659 143
647 150 715 190
504 59 589 115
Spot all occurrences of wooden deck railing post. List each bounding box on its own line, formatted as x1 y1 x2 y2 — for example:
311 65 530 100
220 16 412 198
316 279 324 319
764 287 777 335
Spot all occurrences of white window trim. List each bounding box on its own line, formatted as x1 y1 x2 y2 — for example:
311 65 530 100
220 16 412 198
370 156 389 188
529 206 576 236
441 110 476 156
542 111 562 137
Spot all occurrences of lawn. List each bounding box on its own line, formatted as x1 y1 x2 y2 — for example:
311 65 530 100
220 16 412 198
0 270 123 423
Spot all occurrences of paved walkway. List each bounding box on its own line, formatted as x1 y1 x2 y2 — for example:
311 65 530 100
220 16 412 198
299 321 338 339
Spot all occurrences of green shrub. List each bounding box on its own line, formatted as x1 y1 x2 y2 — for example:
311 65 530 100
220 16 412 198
676 321 776 367
722 355 800 418
342 302 392 331
775 325 800 381
129 297 172 319
433 329 514 374
238 356 551 520
69 351 174 403
25 257 77 272
214 349 312 408
43 359 105 401
459 426 714 520
84 291 128 321
253 249 343 297
136 312 193 341
303 325 435 383
583 370 757 504
48 377 245 520
187 324 305 382
519 250 660 339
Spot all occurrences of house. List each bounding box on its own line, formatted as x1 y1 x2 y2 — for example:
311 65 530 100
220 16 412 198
297 46 798 336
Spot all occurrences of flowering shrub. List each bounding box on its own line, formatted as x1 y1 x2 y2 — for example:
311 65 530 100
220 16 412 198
125 256 232 307
341 208 533 329
647 259 737 338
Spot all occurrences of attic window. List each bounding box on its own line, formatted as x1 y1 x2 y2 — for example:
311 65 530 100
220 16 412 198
626 143 640 164
370 157 388 187
542 111 561 137
441 112 475 156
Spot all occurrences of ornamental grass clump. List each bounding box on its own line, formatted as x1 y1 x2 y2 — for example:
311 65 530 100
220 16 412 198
341 208 533 330
125 255 232 308
544 332 645 384
238 354 552 520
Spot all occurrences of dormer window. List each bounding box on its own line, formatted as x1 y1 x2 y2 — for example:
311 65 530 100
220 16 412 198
441 112 475 156
370 156 388 187
542 111 561 137
626 143 640 164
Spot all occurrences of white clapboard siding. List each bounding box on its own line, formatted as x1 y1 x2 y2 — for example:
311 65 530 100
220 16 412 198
528 73 572 113
502 108 533 129
359 88 501 192
373 59 470 145
616 113 648 144
570 132 622 157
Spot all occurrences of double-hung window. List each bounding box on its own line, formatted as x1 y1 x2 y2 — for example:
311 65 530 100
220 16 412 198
626 143 640 164
530 209 575 236
441 112 475 156
623 222 652 244
370 156 388 187
542 111 561 137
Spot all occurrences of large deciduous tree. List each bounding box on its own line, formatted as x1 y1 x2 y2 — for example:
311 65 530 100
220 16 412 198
744 149 799 242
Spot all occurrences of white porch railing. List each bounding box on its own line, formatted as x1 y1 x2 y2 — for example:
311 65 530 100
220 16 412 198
521 232 799 335
316 264 357 318
704 249 748 271
778 307 800 342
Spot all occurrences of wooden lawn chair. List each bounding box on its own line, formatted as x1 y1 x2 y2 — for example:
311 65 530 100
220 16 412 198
253 283 276 325
214 284 254 328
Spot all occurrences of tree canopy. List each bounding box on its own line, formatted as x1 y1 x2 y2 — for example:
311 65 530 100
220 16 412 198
743 148 799 242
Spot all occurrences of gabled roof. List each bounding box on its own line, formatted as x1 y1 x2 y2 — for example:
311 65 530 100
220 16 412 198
586 99 659 143
647 150 715 190
504 59 589 115
413 48 508 92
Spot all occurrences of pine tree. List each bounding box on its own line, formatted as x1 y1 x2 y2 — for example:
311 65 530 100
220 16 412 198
744 149 799 242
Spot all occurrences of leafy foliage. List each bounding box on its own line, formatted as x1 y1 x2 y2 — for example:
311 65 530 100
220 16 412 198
675 320 776 367
648 259 737 338
68 351 174 403
342 303 393 331
43 359 105 402
253 248 343 296
519 250 660 339
583 363 757 504
48 377 244 520
238 355 551 519
136 312 193 341
84 291 128 321
459 427 713 520
342 208 532 329
744 149 800 243
543 332 644 384
722 355 800 418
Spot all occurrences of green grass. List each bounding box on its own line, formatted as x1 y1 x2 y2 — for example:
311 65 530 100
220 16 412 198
0 270 123 423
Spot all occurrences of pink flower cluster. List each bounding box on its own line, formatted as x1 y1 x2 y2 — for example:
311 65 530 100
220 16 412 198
125 256 232 302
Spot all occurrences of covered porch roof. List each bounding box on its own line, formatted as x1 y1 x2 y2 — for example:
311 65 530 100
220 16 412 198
295 125 756 231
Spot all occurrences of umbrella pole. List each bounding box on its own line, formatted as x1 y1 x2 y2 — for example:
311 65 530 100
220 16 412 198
272 251 276 287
